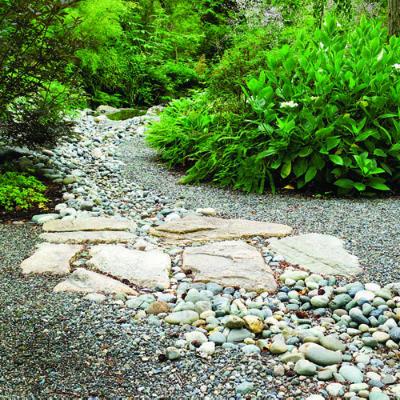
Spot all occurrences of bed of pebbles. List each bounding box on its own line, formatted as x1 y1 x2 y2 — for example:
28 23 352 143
4 107 400 399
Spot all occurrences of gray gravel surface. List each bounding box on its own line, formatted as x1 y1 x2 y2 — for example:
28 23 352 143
121 135 400 284
0 224 299 399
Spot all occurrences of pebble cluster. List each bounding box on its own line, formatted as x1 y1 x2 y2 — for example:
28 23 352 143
86 263 400 400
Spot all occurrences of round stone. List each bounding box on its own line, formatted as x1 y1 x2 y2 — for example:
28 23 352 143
236 381 254 395
224 315 245 329
303 343 343 366
270 341 288 354
355 290 375 302
326 383 345 397
146 301 170 315
209 332 226 345
165 310 199 325
294 359 317 376
372 331 390 343
320 335 346 352
243 315 264 334
310 295 330 308
389 327 400 342
339 365 364 383
185 331 208 345
166 347 181 360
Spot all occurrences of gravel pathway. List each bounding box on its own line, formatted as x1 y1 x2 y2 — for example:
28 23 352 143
1 111 399 399
0 224 301 399
121 135 400 284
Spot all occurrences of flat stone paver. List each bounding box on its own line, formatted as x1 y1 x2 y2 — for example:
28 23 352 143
43 217 136 232
21 243 83 275
40 231 137 244
53 268 137 294
150 215 292 243
87 245 171 289
182 240 277 292
268 233 361 276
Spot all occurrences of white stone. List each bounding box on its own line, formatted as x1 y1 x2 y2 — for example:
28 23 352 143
87 245 171 289
43 217 136 232
268 234 361 276
365 283 381 292
84 293 107 303
31 214 60 225
21 243 83 275
182 240 277 292
40 231 137 244
196 208 217 216
354 290 375 302
198 341 216 355
53 268 137 294
185 331 208 345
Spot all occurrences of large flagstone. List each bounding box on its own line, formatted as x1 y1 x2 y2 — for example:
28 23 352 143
87 245 171 289
40 230 137 244
21 243 83 275
53 268 137 294
182 240 277 292
43 217 136 233
268 233 361 276
150 215 292 243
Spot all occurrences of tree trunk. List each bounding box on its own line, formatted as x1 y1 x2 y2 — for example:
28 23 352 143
389 0 400 36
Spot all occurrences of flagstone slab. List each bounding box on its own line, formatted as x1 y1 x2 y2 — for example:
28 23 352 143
268 233 361 277
182 240 277 292
21 243 83 275
150 215 292 243
53 268 137 294
40 231 137 244
87 245 171 289
43 217 136 233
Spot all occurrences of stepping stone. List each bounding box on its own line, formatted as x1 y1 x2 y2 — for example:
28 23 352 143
43 217 136 233
40 231 137 244
53 268 137 295
182 240 277 292
268 233 361 276
150 215 292 243
21 243 83 275
87 245 171 289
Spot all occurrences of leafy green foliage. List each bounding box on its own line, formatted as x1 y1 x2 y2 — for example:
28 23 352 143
0 172 49 211
73 0 232 107
148 16 400 195
0 0 81 145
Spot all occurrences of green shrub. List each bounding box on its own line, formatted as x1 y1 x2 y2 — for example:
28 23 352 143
0 172 49 211
148 16 400 195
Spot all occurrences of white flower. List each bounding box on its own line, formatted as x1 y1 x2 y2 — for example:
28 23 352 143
393 63 400 70
377 49 384 61
280 101 299 109
319 42 324 49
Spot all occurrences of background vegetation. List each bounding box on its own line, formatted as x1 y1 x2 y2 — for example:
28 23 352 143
0 0 399 200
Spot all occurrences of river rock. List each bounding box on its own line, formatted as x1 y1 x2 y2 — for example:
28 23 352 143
302 343 343 366
294 359 317 376
165 311 199 325
339 365 364 383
